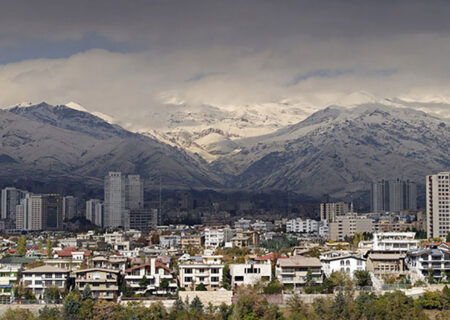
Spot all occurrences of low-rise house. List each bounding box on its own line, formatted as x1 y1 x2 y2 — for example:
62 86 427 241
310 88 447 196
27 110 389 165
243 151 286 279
251 220 274 232
406 242 450 282
366 252 406 277
372 232 419 253
231 231 259 248
234 218 251 230
54 247 91 260
0 266 19 303
276 256 323 289
181 235 205 248
104 232 125 245
90 255 128 272
21 266 70 300
74 268 120 300
124 259 177 295
320 251 366 278
205 228 234 248
286 218 319 233
230 262 271 288
178 254 224 290
43 258 83 271
160 235 181 248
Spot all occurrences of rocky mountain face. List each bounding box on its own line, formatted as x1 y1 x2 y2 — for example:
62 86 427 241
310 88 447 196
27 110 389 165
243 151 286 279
212 104 450 199
1 101 448 202
0 103 222 191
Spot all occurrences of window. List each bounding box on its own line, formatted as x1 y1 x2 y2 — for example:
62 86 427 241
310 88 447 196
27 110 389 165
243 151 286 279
234 276 244 281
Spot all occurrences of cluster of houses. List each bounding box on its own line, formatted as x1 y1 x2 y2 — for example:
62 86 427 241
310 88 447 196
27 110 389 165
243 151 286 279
0 226 448 304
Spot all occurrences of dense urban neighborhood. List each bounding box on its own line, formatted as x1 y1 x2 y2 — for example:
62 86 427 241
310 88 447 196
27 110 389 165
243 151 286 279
0 172 449 319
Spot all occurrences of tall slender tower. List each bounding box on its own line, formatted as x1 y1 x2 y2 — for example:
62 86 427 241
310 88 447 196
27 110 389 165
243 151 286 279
104 172 126 228
426 172 450 239
104 172 144 229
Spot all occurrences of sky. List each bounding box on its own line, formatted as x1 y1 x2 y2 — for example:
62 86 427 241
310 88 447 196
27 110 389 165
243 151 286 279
0 0 450 130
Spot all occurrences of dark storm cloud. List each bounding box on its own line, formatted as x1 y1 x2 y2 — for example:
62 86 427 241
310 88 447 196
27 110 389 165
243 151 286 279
2 0 450 55
0 0 449 126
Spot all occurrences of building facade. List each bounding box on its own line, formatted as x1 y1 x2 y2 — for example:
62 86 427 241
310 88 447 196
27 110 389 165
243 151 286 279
426 172 450 239
178 255 224 290
329 214 373 241
62 196 78 221
230 262 271 288
320 202 349 222
276 256 323 288
286 218 319 233
1 187 27 228
371 179 417 213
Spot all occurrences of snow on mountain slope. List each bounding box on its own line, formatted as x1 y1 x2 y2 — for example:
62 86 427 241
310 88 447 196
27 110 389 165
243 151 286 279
0 103 222 189
212 103 450 198
140 99 316 161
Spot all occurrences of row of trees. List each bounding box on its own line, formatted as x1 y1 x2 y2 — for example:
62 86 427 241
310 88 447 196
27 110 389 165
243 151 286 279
2 286 449 320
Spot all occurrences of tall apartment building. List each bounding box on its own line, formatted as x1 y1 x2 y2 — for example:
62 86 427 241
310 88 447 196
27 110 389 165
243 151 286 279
104 172 126 228
62 196 78 221
125 175 144 210
371 179 417 213
329 214 373 241
320 202 349 222
16 194 63 231
286 218 319 233
1 187 27 228
129 208 158 230
46 195 63 230
426 172 450 239
86 199 103 227
104 172 144 229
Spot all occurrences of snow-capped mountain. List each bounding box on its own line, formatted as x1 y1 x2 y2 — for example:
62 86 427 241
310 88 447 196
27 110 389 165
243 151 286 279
140 99 316 162
1 98 449 201
0 102 222 190
212 104 450 198
140 93 450 163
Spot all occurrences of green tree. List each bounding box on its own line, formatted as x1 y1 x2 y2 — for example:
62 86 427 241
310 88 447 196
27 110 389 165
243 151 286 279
195 283 207 291
354 270 372 287
190 296 204 312
446 232 450 243
63 291 82 320
1 308 36 320
139 275 150 288
17 236 27 256
160 278 169 289
171 296 185 314
120 281 133 297
38 306 60 320
286 294 309 320
352 233 360 248
46 239 53 258
43 286 61 303
221 264 231 290
82 284 92 300
263 279 283 294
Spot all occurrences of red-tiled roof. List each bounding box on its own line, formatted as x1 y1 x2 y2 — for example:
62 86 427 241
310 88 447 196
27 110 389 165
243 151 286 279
55 247 91 258
255 253 288 261
420 242 450 247
125 262 173 274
